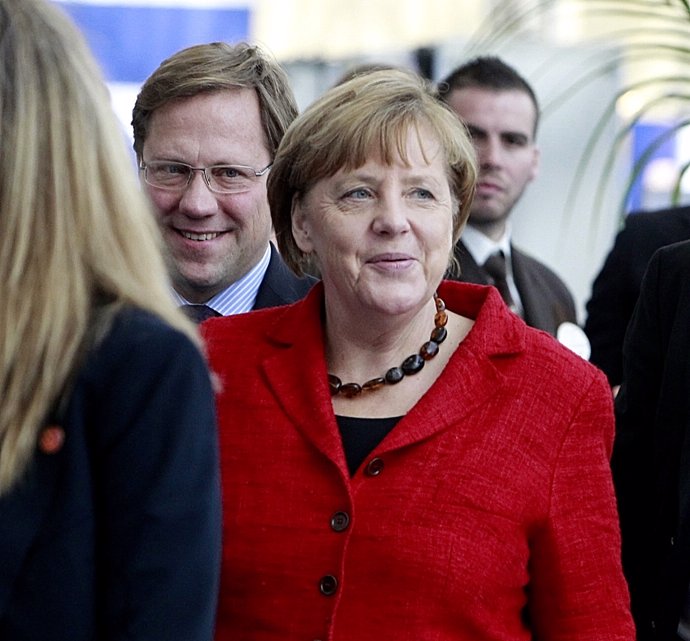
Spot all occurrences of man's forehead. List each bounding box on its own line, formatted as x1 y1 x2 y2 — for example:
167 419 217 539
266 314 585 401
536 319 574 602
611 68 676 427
448 87 537 138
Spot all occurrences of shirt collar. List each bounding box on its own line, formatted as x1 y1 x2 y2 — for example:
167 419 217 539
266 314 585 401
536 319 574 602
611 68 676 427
460 223 512 266
172 244 272 316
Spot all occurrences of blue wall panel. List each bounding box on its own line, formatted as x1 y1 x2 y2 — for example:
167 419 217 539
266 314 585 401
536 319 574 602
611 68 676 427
628 122 677 212
59 3 250 83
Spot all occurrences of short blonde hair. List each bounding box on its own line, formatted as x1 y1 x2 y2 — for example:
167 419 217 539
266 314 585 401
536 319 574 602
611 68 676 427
268 69 477 276
132 41 298 161
0 0 196 493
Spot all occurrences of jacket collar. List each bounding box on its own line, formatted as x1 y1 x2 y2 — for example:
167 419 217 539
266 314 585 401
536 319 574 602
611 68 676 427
259 281 527 473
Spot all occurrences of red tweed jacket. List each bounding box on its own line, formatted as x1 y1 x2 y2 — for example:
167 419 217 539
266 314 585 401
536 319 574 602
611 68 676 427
204 281 634 641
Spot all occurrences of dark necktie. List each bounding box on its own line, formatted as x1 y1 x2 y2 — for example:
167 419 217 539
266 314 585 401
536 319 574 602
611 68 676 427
483 251 518 313
181 304 221 324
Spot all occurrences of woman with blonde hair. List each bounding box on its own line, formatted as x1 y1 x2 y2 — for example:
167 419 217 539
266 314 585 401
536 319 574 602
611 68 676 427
0 1 220 639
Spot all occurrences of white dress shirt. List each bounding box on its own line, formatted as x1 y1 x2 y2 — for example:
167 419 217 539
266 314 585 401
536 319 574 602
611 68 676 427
461 224 524 317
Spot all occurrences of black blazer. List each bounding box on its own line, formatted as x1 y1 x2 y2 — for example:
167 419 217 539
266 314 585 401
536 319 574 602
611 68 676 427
0 308 221 641
450 240 577 336
585 206 690 386
253 243 317 310
612 239 690 641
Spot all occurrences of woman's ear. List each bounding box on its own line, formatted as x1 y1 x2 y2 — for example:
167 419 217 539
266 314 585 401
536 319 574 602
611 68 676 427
291 193 314 254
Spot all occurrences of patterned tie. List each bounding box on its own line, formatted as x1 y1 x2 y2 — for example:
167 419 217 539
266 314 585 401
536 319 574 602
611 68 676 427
181 304 221 324
483 251 518 312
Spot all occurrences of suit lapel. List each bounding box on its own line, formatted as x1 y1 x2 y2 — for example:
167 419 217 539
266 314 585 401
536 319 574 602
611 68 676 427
253 243 316 310
511 247 568 335
380 339 503 453
379 283 525 453
453 241 491 285
259 283 525 470
456 241 545 330
511 248 543 329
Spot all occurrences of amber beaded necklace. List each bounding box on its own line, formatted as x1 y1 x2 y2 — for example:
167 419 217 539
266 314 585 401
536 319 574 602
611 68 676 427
328 294 448 398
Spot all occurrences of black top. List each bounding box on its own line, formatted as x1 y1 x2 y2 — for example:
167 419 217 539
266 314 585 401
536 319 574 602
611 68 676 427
336 415 402 475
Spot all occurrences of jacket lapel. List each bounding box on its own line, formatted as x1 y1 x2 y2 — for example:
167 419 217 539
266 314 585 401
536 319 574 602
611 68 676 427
511 247 570 335
511 247 543 330
379 282 526 452
253 243 316 310
259 285 348 475
258 282 526 468
453 241 490 285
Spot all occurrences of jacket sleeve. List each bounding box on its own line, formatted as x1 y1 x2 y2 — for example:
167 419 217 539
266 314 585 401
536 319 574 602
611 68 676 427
528 369 635 641
611 249 666 637
585 219 644 387
89 314 221 641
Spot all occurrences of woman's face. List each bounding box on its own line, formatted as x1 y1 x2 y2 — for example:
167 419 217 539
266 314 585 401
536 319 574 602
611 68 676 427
292 126 455 317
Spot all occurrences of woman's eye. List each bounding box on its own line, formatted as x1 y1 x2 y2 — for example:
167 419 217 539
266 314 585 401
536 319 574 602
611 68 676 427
413 188 434 200
343 188 371 199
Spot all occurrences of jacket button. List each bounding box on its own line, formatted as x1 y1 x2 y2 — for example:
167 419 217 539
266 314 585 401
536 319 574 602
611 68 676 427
330 511 350 532
39 426 65 454
319 574 338 596
365 457 384 476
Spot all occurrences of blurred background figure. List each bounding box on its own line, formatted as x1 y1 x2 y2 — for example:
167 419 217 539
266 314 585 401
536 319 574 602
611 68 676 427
205 68 633 641
438 56 579 343
333 61 405 86
0 1 220 639
585 204 690 390
132 42 315 324
612 239 690 641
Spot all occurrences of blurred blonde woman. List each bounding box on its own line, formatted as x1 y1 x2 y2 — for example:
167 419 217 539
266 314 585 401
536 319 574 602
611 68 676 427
0 1 220 639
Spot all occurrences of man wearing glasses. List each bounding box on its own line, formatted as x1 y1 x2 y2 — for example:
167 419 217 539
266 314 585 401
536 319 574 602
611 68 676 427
132 42 315 322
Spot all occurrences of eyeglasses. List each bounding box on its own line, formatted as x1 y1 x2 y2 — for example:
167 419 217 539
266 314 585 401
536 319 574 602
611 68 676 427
140 161 272 194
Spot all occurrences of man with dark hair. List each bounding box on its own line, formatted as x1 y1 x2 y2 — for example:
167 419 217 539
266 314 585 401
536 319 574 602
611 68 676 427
439 56 577 338
133 42 315 322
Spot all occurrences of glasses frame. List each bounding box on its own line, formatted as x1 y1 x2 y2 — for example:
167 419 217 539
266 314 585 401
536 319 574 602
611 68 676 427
139 161 273 194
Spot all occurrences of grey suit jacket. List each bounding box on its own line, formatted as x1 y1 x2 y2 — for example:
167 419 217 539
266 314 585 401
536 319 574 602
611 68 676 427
449 240 577 336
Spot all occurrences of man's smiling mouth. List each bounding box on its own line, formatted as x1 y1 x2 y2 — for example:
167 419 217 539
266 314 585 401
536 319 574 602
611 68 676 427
180 231 221 241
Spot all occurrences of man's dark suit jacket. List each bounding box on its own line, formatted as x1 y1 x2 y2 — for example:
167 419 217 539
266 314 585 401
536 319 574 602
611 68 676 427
449 240 577 336
612 239 690 641
585 205 690 386
253 243 316 310
0 308 221 641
